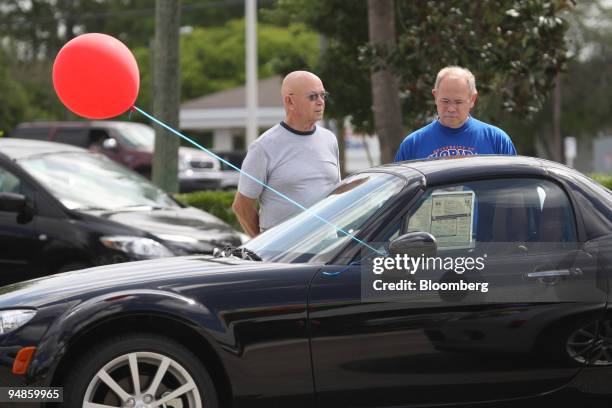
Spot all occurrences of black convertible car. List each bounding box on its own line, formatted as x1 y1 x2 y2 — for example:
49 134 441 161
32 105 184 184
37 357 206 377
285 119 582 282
1 156 612 408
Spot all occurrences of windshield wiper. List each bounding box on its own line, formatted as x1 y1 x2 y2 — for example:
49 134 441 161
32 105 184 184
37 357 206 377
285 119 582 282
213 245 262 261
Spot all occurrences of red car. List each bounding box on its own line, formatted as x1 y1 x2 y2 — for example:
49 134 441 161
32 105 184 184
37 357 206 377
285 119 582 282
10 121 222 192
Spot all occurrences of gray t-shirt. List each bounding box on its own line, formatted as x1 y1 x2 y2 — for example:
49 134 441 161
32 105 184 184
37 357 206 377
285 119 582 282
238 122 341 230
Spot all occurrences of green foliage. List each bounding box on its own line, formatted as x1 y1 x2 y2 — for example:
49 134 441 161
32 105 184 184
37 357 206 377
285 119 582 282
273 0 373 131
274 0 571 140
175 190 240 230
590 173 612 190
133 18 319 112
0 52 29 135
0 0 318 132
0 0 253 59
475 1 612 157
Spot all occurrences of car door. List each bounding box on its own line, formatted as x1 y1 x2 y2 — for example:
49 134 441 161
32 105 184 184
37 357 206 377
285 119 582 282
308 177 606 407
0 162 42 285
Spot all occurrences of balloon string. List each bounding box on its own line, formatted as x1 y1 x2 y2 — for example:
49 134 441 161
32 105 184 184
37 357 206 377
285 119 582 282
132 105 384 256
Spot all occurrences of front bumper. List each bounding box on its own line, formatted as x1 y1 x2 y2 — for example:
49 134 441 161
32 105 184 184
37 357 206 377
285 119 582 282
179 170 223 192
179 178 221 192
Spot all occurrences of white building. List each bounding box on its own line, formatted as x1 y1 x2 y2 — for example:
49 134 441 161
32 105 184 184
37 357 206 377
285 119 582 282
179 75 381 172
179 76 284 151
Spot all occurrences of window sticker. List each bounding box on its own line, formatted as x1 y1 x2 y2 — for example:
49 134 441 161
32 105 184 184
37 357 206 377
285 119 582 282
409 191 475 249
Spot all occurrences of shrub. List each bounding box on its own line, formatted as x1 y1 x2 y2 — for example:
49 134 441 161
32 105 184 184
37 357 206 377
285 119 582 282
175 190 241 231
589 173 612 190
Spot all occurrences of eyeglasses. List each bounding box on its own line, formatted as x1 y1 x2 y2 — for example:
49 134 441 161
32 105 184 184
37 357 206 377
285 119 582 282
439 98 468 107
307 91 330 102
290 91 330 102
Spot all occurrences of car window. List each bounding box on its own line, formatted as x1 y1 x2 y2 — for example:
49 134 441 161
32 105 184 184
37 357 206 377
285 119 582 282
18 152 178 210
115 123 155 149
0 166 34 203
89 129 111 146
398 178 577 250
11 127 50 140
54 128 90 147
245 172 406 263
561 171 612 240
0 167 21 194
11 127 49 140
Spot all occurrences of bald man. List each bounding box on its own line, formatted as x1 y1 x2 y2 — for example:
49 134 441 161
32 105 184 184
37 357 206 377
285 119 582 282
232 71 340 237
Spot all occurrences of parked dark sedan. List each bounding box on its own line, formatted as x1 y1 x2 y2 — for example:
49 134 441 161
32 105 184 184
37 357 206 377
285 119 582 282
0 139 242 285
1 156 612 408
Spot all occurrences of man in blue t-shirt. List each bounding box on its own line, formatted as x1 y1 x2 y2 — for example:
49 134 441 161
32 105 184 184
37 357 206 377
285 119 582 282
395 66 516 161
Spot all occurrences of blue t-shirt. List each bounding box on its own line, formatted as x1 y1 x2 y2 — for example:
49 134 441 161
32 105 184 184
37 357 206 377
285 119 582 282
394 116 516 162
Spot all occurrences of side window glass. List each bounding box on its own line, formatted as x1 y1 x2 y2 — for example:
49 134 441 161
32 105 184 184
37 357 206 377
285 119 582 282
402 178 576 251
0 167 21 194
560 171 612 240
406 187 475 249
11 128 49 140
89 129 110 147
54 128 89 147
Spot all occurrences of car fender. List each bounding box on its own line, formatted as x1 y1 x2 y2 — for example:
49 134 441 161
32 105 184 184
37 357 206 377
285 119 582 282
29 289 225 382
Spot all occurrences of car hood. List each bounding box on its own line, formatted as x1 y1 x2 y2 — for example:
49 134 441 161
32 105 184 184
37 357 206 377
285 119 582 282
0 256 308 308
179 147 217 164
85 206 242 253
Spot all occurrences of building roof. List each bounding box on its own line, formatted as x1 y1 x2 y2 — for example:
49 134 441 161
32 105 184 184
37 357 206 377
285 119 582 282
181 76 283 110
179 76 285 130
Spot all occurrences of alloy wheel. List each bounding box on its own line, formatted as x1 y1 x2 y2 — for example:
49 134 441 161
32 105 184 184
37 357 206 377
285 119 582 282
82 351 202 408
566 320 612 366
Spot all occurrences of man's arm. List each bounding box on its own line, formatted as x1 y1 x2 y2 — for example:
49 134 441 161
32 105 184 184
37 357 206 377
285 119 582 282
394 136 411 162
495 131 517 155
232 192 260 237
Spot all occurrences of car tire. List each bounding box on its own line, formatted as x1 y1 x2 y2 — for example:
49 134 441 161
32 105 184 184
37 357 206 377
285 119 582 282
534 318 611 367
61 333 219 408
564 320 612 367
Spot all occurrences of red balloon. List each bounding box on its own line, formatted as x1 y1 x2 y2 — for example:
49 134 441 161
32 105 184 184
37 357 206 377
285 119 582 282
53 33 140 119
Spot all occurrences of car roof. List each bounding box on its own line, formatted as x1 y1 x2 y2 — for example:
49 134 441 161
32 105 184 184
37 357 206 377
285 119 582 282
12 121 150 133
358 155 549 185
14 120 136 128
0 138 86 160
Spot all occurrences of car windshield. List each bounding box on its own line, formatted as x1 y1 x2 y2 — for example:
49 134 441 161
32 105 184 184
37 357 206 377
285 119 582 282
244 172 406 264
19 152 178 210
116 123 155 149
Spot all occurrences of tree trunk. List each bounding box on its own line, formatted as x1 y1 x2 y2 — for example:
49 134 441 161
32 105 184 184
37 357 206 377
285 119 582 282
551 69 563 163
336 119 347 177
367 0 403 164
152 0 181 193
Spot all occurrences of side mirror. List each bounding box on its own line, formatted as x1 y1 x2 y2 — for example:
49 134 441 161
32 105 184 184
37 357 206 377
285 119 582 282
0 192 26 213
102 138 118 151
389 231 437 258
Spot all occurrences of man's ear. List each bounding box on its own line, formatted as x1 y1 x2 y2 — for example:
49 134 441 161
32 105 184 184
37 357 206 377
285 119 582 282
432 88 437 100
284 94 294 110
469 91 478 108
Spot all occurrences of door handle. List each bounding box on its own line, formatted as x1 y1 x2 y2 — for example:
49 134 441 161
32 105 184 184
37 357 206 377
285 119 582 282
526 269 571 279
526 267 583 279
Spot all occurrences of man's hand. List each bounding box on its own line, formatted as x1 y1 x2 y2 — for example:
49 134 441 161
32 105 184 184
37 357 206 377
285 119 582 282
232 192 260 237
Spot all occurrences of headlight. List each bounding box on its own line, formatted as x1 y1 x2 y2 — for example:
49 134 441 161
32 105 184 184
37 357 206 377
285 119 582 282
100 236 174 258
0 310 36 335
178 158 190 171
